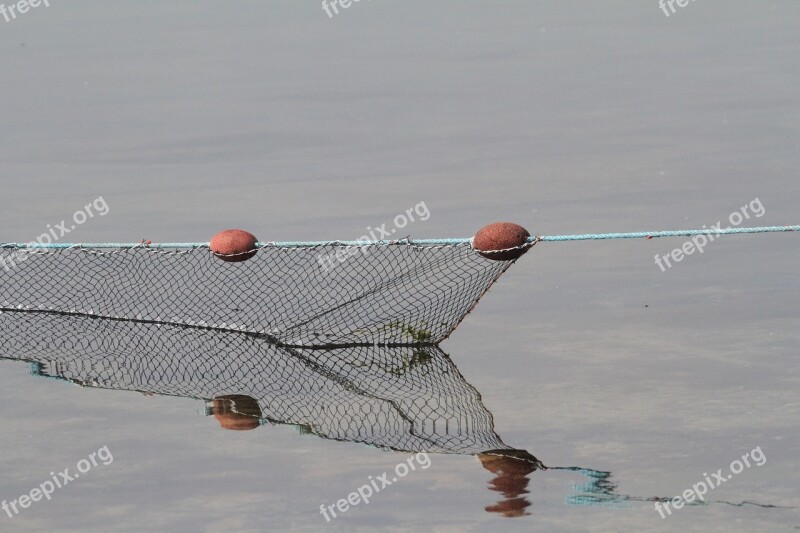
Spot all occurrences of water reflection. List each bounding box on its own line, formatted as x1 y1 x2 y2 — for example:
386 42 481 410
0 309 629 517
210 395 263 431
479 449 542 517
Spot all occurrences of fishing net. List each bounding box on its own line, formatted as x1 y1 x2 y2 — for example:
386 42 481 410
0 241 531 346
0 310 521 457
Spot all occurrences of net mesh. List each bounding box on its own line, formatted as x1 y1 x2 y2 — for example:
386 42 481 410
0 310 514 456
0 242 526 346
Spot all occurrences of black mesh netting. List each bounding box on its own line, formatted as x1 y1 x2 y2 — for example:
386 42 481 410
0 242 524 345
0 310 515 456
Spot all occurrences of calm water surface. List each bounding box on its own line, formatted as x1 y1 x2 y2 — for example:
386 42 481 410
1 2 798 531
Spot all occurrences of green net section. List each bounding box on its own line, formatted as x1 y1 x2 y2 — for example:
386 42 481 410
0 242 518 346
0 310 512 456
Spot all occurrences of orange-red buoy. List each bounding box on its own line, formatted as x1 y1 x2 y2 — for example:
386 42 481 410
210 229 258 262
472 222 530 261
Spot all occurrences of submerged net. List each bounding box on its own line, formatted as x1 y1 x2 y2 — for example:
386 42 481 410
0 241 529 346
0 311 696 512
0 310 518 457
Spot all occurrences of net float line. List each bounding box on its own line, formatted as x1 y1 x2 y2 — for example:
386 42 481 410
1 224 796 249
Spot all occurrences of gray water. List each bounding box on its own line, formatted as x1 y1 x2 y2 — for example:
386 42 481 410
1 1 799 531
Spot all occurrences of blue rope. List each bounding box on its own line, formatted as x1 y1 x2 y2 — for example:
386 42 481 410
1 225 796 249
537 225 800 242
